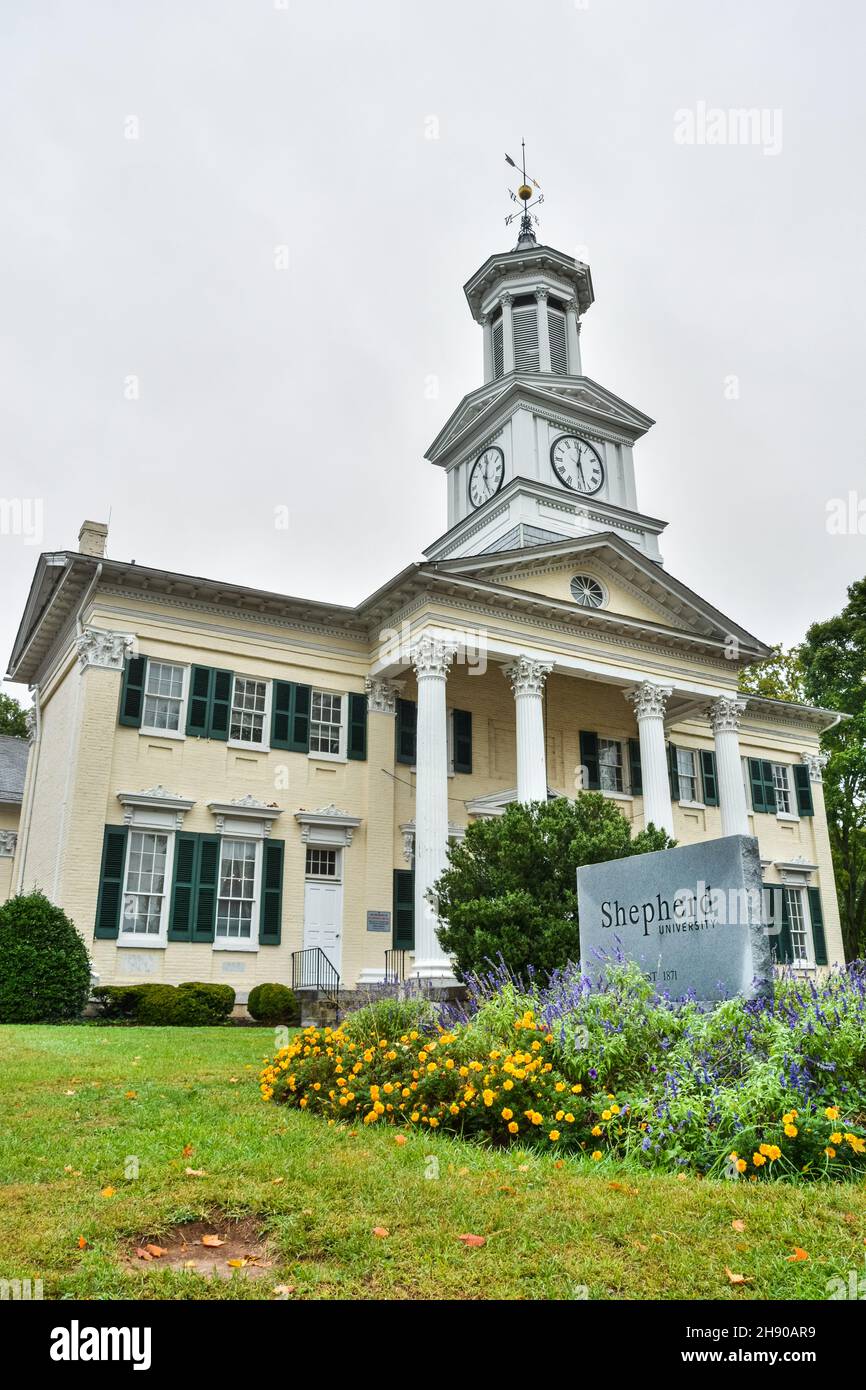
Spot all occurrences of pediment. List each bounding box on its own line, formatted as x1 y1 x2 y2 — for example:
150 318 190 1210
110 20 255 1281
426 374 654 466
430 532 767 652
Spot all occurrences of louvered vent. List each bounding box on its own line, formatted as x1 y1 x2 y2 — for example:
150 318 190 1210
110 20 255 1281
548 308 568 374
512 305 539 371
492 317 503 377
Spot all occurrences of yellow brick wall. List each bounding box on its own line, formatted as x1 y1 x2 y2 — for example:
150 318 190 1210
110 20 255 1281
0 803 20 902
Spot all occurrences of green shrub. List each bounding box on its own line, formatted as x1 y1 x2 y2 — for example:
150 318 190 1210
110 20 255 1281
247 983 299 1025
92 981 235 1025
342 995 438 1045
0 891 91 1023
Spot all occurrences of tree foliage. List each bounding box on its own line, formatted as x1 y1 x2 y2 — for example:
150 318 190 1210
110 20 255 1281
0 891 91 1022
739 643 806 703
433 794 674 980
0 692 28 739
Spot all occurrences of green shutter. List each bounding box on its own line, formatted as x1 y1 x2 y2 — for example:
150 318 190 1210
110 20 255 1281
168 833 198 941
579 730 599 790
193 835 220 942
393 868 415 949
209 670 233 741
749 758 775 814
187 666 212 737
271 681 293 749
259 839 284 945
94 825 128 939
396 698 417 765
347 692 368 761
628 738 642 796
119 655 146 728
794 764 814 817
667 743 681 801
772 886 794 965
807 886 828 966
291 684 311 753
700 749 719 806
453 709 472 774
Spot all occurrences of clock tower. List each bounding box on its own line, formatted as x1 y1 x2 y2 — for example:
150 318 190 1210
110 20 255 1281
424 161 666 566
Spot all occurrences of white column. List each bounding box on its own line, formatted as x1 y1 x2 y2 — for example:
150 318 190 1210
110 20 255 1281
482 313 494 382
504 656 553 803
411 635 457 980
625 682 674 836
535 288 551 372
501 292 515 372
708 696 750 837
565 298 582 375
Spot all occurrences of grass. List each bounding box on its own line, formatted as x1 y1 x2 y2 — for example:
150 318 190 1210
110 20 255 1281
2 1023 866 1300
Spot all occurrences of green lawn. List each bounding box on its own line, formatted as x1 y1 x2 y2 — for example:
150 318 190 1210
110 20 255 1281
2 1023 865 1300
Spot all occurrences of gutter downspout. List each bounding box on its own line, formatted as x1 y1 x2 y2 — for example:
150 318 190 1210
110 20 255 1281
51 562 103 902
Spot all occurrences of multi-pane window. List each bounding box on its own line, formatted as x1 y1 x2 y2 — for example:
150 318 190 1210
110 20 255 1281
142 661 185 733
216 838 257 940
677 747 699 802
773 763 792 815
305 847 339 879
310 691 344 756
122 830 169 936
784 887 810 965
599 738 624 793
230 677 268 745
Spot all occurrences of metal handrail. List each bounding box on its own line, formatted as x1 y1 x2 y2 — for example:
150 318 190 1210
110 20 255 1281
384 948 407 985
291 947 340 996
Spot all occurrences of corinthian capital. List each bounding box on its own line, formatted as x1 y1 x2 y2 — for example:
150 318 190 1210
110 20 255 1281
625 682 672 720
503 654 554 698
75 628 135 672
411 634 458 680
365 675 403 715
801 750 829 783
708 695 748 734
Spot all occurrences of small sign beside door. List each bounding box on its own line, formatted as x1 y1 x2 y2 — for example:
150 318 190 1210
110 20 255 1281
366 910 391 933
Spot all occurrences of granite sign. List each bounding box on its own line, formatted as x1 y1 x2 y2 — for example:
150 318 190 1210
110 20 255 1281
576 834 773 1000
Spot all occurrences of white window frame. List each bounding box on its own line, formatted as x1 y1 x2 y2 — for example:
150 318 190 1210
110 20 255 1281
308 688 348 762
784 885 812 967
119 827 175 948
597 737 635 799
140 660 189 740
676 746 703 807
213 834 262 952
772 763 798 820
304 845 343 882
227 675 272 751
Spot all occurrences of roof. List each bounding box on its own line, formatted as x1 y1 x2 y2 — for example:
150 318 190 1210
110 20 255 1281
0 734 29 805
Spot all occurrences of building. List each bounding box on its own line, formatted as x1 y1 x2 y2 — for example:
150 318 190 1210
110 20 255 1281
4 206 844 998
0 735 28 901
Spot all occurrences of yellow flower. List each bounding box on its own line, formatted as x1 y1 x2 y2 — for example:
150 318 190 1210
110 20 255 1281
572 1084 582 1094
565 1112 575 1124
825 1106 840 1120
610 1104 620 1115
735 1158 747 1173
591 1151 602 1161
591 1125 602 1137
501 1108 513 1121
830 1132 842 1144
784 1123 798 1138
752 1152 766 1167
825 1146 837 1158
503 1079 514 1091
549 1130 560 1142
765 1145 781 1161
508 1121 519 1135
482 1089 495 1107
555 1110 565 1122
555 1081 566 1093
601 1109 611 1121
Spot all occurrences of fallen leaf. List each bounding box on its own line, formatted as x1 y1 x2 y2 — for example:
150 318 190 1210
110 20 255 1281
517 1163 530 1172
725 1266 752 1286
676 1173 688 1182
634 1241 649 1252
77 1236 87 1250
372 1226 390 1238
271 1176 285 1185
64 1090 76 1097
182 1144 194 1158
101 1186 116 1198
135 1248 153 1261
273 1284 296 1298
394 1135 407 1147
226 1258 247 1268
732 1219 746 1233
183 1260 198 1268
125 1091 137 1100
145 1244 167 1258
650 1234 665 1243
787 1247 810 1262
229 1077 239 1084
184 1167 207 1177
201 1235 225 1248
457 1234 486 1248
608 1181 639 1195
843 1212 857 1225
64 1165 73 1173
457 1166 470 1176
497 1185 517 1195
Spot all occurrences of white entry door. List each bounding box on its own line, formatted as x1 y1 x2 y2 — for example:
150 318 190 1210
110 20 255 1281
303 879 342 977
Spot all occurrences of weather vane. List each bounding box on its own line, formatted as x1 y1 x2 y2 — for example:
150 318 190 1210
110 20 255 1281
504 138 544 234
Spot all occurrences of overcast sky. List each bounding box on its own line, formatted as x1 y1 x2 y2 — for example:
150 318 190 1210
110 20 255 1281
2 0 865 705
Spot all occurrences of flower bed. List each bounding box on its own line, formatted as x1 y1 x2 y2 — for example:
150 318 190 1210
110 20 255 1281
260 960 866 1181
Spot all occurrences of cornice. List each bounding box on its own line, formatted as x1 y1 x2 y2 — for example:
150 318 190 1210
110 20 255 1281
97 587 370 646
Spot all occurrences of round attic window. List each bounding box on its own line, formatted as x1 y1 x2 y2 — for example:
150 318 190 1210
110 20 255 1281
570 574 606 609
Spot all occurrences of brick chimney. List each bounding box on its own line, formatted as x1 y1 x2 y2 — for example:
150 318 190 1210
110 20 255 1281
78 520 108 559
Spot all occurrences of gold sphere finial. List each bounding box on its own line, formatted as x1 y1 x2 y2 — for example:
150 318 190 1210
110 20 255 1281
518 183 532 202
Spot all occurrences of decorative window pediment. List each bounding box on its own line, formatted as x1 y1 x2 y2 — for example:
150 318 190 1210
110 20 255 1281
208 794 284 839
294 804 362 847
117 786 196 829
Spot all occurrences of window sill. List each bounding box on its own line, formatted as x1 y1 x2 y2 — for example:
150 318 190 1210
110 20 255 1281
116 937 167 950
601 790 634 802
308 754 347 765
139 728 185 742
228 740 269 754
212 940 259 953
678 800 706 810
777 812 800 823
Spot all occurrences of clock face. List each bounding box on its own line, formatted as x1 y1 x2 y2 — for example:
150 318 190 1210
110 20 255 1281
468 446 505 509
550 434 605 495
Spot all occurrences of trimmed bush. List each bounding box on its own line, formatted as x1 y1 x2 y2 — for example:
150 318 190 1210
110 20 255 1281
247 983 299 1025
0 891 91 1023
92 981 235 1025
